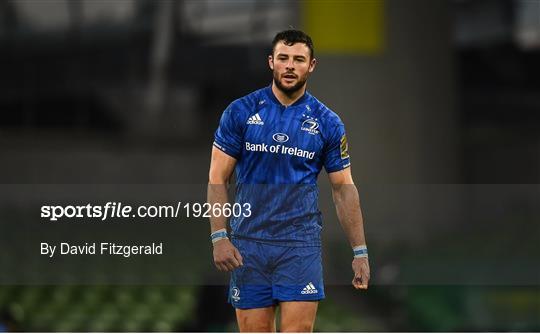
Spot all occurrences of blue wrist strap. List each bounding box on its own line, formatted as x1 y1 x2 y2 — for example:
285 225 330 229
353 245 368 258
211 229 228 243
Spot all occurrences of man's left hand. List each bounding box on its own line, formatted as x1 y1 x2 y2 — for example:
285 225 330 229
352 257 370 289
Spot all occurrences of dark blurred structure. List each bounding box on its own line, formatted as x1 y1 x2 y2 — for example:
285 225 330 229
0 285 199 331
0 0 283 142
0 308 19 332
0 0 539 332
455 0 540 183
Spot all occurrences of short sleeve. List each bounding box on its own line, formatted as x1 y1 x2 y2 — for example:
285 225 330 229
213 104 244 159
323 122 351 173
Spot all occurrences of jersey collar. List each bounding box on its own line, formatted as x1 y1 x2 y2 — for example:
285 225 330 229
265 85 310 108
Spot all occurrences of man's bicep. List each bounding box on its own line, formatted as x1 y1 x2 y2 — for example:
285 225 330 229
209 146 237 184
328 167 354 186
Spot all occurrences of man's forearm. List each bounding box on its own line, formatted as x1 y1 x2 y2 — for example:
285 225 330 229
332 184 367 247
207 183 229 233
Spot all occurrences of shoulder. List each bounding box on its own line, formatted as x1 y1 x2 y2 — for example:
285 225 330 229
227 87 266 114
309 94 344 128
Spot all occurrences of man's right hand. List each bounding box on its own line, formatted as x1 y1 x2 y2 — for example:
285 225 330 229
213 239 243 272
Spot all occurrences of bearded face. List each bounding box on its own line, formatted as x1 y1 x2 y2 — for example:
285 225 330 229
272 66 309 94
269 41 316 96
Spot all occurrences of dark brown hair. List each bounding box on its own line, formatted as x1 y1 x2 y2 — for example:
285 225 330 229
271 29 314 59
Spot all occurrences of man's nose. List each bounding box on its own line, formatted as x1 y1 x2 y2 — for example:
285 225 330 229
286 59 294 69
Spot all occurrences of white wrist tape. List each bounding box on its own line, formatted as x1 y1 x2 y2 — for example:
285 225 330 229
211 228 228 244
353 245 368 258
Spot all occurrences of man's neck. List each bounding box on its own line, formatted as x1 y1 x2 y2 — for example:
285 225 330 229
271 83 306 107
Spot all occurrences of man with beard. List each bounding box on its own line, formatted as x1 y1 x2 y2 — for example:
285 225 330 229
208 30 370 332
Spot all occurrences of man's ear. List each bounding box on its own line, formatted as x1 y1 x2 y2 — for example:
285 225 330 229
268 55 274 70
308 58 317 73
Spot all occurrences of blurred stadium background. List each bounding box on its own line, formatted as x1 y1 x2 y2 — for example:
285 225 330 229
0 0 539 331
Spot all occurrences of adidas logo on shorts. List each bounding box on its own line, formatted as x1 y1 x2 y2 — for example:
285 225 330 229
247 113 264 125
301 282 318 294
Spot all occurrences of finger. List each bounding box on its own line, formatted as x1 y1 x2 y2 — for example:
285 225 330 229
362 270 370 283
353 274 369 289
216 258 232 272
352 277 362 289
226 256 240 268
359 275 369 289
223 260 236 272
233 248 243 266
215 262 226 272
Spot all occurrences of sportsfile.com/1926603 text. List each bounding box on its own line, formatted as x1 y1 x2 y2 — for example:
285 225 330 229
40 202 252 222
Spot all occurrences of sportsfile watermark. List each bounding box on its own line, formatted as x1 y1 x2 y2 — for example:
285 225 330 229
40 202 252 221
0 183 538 285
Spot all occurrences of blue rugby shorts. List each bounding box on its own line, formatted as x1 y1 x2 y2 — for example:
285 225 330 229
228 237 325 309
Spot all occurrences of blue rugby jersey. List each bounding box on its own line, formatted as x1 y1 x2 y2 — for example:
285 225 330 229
213 85 351 246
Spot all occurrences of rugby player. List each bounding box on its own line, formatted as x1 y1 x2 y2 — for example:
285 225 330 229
208 29 370 332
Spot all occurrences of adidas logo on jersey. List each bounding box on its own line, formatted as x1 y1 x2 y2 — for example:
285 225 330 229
301 282 318 295
247 113 264 125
